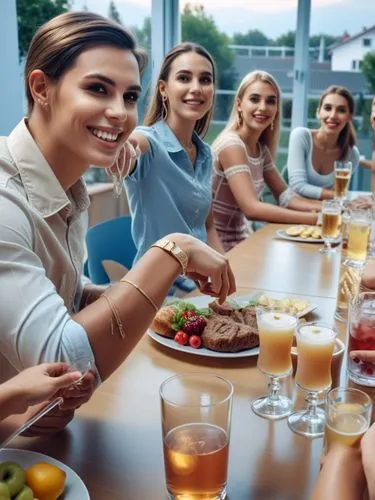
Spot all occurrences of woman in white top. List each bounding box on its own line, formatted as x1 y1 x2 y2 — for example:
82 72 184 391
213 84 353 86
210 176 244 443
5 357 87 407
287 85 360 200
0 12 234 435
211 70 321 251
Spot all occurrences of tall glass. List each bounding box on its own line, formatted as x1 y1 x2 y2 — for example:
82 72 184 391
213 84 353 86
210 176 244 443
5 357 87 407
251 309 297 419
325 388 372 452
346 209 371 267
348 292 375 387
320 200 341 254
288 322 337 437
335 261 362 323
160 373 233 500
334 160 352 203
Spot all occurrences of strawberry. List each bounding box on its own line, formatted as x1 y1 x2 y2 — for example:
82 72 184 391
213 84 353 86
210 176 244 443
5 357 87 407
182 316 207 335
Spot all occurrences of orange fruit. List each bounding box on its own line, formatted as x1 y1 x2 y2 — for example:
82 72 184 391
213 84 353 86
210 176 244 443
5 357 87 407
25 462 66 500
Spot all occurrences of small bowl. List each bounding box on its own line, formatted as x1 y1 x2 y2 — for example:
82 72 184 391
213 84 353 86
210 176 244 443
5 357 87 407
291 337 345 387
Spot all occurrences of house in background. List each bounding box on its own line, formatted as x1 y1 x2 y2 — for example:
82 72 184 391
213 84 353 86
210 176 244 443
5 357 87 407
330 25 375 72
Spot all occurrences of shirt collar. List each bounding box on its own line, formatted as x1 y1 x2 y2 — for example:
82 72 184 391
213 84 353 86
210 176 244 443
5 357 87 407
6 119 90 219
153 120 208 157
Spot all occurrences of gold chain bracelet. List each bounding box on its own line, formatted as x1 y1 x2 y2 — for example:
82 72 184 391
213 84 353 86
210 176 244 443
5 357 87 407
101 292 126 339
119 278 159 313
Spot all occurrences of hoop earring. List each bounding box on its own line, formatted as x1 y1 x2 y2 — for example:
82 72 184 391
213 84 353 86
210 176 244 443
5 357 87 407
237 110 243 127
105 141 140 198
270 121 274 131
162 95 168 121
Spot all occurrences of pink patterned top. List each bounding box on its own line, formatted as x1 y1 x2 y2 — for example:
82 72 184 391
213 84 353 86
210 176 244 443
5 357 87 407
212 132 276 251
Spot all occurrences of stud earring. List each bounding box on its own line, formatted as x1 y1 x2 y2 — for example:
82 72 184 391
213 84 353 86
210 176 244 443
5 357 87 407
162 95 168 121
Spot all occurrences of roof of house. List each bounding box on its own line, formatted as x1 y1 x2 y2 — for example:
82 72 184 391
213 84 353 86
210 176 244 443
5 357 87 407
330 25 375 50
233 56 370 96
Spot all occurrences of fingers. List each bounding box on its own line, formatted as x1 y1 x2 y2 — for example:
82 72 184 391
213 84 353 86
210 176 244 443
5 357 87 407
350 350 375 362
53 370 82 389
42 362 70 377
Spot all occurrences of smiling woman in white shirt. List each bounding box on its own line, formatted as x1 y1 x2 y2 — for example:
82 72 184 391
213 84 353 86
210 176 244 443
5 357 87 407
287 85 360 200
0 11 235 436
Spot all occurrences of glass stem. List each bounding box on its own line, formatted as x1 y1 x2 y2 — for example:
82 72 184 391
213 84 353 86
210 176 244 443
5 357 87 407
306 391 318 417
268 376 281 406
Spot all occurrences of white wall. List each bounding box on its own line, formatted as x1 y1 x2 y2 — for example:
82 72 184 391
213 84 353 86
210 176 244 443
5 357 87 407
0 1 24 135
332 31 375 72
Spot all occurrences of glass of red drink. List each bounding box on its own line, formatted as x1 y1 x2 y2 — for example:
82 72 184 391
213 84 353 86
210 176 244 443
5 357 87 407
348 292 375 386
160 374 233 500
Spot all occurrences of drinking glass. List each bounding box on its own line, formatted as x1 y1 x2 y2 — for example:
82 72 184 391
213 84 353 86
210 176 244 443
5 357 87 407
345 209 371 267
348 292 375 387
368 200 375 258
160 373 233 500
320 200 341 254
251 308 297 419
324 388 372 452
288 322 337 438
334 161 352 203
335 260 362 323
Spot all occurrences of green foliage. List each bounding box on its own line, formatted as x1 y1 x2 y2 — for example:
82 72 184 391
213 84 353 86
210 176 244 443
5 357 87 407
132 17 151 51
362 52 375 93
232 30 272 47
108 1 122 25
275 30 295 47
309 34 339 48
16 0 70 59
181 4 235 91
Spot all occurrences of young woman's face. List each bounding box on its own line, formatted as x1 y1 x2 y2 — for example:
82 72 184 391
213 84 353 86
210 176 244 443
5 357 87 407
160 51 214 124
238 80 278 133
317 93 352 135
46 45 141 168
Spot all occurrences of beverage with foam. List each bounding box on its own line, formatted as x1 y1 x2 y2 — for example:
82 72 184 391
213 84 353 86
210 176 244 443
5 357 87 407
164 423 229 498
257 311 297 376
295 324 337 391
322 212 340 239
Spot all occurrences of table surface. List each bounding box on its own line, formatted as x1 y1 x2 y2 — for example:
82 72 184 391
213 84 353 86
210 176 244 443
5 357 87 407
4 222 361 500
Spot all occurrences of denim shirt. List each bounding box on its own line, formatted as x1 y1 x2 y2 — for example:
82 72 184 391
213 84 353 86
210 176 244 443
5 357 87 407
125 120 213 263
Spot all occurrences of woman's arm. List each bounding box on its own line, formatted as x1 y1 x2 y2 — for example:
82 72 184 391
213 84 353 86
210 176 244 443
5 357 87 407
205 208 225 254
218 144 318 225
287 128 333 200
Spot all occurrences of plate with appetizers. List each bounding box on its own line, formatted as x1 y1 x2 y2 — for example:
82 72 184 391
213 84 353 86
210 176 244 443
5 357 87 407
148 294 317 359
0 449 90 499
276 225 324 243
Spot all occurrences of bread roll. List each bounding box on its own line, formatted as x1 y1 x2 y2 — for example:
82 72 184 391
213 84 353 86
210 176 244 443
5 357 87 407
150 305 177 338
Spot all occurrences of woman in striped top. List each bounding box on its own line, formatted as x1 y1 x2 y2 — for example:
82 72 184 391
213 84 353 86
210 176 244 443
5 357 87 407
211 70 321 251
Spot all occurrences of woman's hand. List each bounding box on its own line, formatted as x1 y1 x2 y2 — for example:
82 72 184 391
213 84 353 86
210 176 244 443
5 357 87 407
349 350 375 364
170 233 236 303
361 422 375 499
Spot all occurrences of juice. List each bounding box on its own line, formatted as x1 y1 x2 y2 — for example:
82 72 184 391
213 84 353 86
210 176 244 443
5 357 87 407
347 222 370 261
257 312 297 376
295 325 336 391
334 171 350 199
325 404 368 449
322 211 340 239
348 317 375 386
164 423 229 499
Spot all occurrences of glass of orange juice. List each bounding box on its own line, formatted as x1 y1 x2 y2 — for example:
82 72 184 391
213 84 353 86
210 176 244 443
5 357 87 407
160 373 233 500
324 388 372 453
251 308 297 419
288 322 337 437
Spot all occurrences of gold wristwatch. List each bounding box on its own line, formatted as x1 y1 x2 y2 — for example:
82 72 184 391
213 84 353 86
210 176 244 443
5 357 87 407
151 238 188 276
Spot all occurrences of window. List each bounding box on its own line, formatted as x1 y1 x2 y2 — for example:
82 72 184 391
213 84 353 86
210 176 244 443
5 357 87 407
352 60 357 70
363 38 372 47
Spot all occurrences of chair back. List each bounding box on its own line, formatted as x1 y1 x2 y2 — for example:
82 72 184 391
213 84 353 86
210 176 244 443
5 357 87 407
86 215 136 284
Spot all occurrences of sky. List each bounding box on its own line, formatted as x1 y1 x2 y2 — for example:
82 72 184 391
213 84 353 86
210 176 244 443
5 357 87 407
74 0 375 38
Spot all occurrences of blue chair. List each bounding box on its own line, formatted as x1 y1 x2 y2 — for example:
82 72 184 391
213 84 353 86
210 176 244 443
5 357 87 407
86 215 137 284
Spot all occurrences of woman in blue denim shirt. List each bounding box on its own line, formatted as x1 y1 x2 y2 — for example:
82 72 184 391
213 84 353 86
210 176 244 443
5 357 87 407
124 43 225 291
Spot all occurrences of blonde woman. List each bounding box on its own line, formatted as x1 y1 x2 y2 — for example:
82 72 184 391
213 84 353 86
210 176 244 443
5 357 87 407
212 70 321 251
287 85 360 200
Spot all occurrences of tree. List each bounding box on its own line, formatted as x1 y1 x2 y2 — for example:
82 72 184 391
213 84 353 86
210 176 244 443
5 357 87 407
108 1 122 25
309 34 339 49
132 17 151 51
362 52 375 93
275 30 295 47
181 4 235 91
232 30 272 47
16 0 70 59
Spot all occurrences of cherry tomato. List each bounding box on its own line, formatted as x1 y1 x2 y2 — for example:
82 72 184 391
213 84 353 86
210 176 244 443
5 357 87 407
189 335 202 349
174 331 189 345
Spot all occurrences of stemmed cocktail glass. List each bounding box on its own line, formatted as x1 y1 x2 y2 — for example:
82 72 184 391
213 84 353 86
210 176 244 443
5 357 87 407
251 308 297 420
288 322 337 438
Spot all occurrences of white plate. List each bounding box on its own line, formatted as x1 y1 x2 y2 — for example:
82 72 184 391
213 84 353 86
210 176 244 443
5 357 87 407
149 295 318 358
0 449 90 499
276 229 341 244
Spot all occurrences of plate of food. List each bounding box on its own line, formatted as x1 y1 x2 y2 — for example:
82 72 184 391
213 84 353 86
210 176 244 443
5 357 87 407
276 225 324 243
148 294 317 359
0 449 90 499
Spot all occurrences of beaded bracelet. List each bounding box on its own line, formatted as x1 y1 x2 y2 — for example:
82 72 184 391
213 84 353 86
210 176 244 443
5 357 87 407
119 278 159 313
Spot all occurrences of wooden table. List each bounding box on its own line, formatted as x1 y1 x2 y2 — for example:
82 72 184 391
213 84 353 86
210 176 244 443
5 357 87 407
10 224 350 500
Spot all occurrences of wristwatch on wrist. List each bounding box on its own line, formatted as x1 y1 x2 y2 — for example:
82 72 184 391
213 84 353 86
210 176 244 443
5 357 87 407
151 238 188 276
